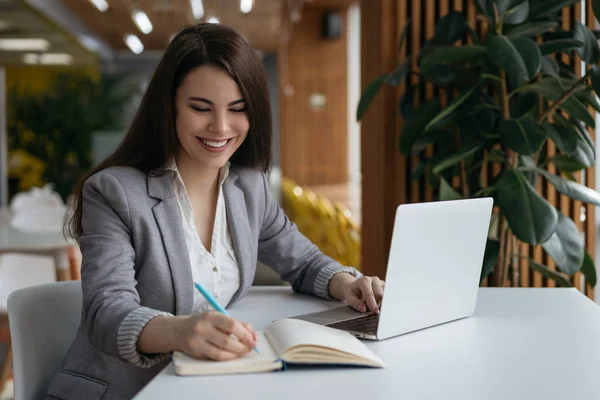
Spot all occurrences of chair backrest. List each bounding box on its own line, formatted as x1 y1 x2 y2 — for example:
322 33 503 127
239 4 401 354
7 281 82 400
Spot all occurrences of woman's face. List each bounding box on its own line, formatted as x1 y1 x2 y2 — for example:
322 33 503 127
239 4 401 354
175 65 249 170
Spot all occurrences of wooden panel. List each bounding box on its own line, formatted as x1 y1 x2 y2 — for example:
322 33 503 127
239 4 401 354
359 0 398 279
279 4 348 186
360 0 597 298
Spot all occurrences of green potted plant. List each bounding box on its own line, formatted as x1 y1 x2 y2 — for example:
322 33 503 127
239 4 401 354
7 72 138 200
357 0 600 289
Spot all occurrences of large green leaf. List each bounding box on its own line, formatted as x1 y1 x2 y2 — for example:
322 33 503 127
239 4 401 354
430 11 466 45
505 21 559 38
552 154 586 172
556 116 597 167
518 78 595 128
425 82 482 131
589 65 600 98
399 100 442 155
384 58 410 86
540 56 560 79
504 0 529 25
433 144 484 174
573 21 600 64
439 177 464 201
395 18 412 55
529 0 580 19
559 94 596 129
497 119 546 155
539 39 584 55
541 211 584 275
480 239 500 283
594 0 600 29
580 250 597 288
419 46 488 74
487 35 540 86
536 168 600 206
356 74 385 121
496 169 558 244
528 259 573 287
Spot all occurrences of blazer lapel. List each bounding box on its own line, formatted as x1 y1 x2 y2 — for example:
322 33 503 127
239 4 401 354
223 170 253 303
147 172 194 315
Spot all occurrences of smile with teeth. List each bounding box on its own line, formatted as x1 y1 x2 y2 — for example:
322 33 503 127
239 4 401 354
198 138 231 148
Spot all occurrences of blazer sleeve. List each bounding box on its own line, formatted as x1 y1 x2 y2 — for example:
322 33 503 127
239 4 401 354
79 171 172 368
256 172 362 299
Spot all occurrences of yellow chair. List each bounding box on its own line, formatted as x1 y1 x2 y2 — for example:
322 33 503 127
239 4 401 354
281 178 361 270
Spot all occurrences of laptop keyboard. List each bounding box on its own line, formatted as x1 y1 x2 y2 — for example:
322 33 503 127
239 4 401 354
327 313 380 335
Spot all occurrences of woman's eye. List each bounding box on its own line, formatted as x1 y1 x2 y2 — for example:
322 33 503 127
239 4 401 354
230 108 246 113
190 105 210 113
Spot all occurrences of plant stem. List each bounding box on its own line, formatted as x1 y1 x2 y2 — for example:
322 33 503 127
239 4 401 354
495 217 506 287
537 71 590 124
454 128 469 198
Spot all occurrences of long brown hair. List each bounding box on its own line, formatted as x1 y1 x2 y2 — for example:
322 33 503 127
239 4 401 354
65 23 272 241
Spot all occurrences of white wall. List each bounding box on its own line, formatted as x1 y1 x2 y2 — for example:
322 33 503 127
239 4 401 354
347 4 361 184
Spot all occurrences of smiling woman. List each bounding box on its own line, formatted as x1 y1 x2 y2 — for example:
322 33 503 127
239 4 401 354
46 23 382 400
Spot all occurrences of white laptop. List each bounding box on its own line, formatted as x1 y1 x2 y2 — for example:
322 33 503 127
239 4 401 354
292 197 493 340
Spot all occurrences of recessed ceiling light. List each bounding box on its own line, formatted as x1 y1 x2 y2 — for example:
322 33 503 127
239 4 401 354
22 53 39 64
41 53 73 65
207 17 219 24
124 34 144 54
240 0 253 14
0 39 50 51
190 0 204 20
132 11 153 34
87 0 109 12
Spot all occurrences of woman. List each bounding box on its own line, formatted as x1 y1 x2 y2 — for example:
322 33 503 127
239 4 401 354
46 23 384 400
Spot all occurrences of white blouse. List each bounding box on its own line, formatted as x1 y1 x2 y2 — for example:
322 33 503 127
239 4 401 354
166 161 241 313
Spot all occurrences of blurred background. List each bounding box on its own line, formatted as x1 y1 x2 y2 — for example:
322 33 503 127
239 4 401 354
1 0 600 397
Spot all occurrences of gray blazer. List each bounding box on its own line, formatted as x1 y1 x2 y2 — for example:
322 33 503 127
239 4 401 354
45 165 360 400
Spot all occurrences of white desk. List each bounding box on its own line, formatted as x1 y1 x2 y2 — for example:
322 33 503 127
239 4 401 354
134 287 600 400
0 226 71 280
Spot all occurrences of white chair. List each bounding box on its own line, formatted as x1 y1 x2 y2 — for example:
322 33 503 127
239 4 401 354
7 281 82 400
0 254 57 396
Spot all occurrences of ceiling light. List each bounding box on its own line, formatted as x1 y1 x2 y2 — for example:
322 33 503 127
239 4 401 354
190 0 204 20
207 17 219 24
41 53 73 65
132 11 153 34
87 0 109 12
22 53 39 65
240 0 253 14
124 34 144 54
0 38 50 51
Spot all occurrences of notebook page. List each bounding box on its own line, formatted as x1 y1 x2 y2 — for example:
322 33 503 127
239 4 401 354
172 332 279 374
264 319 384 365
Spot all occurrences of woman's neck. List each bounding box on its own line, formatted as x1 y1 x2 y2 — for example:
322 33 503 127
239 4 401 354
174 153 220 197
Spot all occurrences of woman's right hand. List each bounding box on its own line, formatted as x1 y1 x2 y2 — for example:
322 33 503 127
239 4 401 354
174 311 258 361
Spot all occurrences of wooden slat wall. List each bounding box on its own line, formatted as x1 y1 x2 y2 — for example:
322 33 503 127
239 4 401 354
279 3 349 186
360 0 596 299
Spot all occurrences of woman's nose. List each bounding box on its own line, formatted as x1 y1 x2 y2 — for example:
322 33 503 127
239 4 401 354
209 112 230 133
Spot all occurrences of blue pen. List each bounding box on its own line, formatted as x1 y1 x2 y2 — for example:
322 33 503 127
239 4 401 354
194 282 260 354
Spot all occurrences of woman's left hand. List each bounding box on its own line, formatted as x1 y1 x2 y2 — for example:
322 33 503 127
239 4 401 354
329 273 385 314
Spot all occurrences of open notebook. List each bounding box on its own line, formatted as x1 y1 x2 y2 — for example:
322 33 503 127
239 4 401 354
172 318 385 375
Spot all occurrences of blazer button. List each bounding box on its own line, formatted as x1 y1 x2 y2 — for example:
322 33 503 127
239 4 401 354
212 265 219 272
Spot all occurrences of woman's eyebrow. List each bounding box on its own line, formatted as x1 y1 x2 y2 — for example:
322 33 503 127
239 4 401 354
188 97 245 106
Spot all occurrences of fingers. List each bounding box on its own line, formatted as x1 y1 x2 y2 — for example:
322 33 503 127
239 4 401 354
346 294 368 313
205 326 254 355
358 278 379 314
200 337 240 361
206 312 257 351
373 279 385 305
